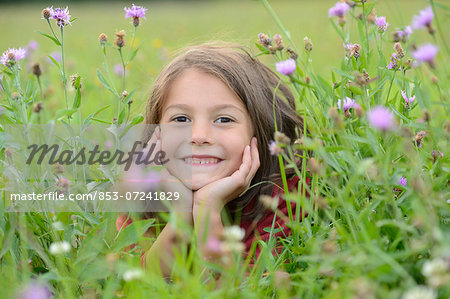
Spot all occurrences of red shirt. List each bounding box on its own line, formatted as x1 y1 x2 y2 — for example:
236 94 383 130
116 174 310 267
239 174 310 267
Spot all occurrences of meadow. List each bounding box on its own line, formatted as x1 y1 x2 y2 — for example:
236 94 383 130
0 0 449 298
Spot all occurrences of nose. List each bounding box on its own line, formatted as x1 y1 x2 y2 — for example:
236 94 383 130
190 120 214 145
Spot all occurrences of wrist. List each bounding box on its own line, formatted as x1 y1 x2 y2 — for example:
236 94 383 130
193 193 225 213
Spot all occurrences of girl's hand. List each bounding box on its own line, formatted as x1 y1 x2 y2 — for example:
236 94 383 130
150 127 194 214
193 137 260 210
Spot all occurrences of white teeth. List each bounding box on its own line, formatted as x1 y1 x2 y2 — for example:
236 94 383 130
184 158 219 164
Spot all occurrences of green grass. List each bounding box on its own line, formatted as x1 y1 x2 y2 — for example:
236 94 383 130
1 0 449 298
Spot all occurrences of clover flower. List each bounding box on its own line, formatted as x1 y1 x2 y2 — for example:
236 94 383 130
221 225 245 253
422 257 450 288
412 43 438 68
398 177 407 186
401 90 415 108
49 241 71 255
1 48 27 68
123 268 143 281
402 286 436 299
375 16 389 33
329 2 350 18
412 6 433 31
51 7 71 28
124 4 148 27
368 106 395 131
275 58 296 75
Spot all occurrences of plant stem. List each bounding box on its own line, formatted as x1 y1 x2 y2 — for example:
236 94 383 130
60 28 69 117
385 69 397 105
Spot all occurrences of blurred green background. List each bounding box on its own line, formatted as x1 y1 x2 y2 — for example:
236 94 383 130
0 0 443 118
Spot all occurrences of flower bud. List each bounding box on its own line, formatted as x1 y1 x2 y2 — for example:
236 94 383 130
273 34 284 51
259 195 278 211
286 48 298 60
11 92 19 100
114 30 126 48
42 8 52 20
274 131 290 144
133 17 140 27
367 9 376 24
394 43 405 58
98 33 108 45
32 63 42 77
350 43 361 58
431 75 438 84
304 36 313 52
257 33 271 48
305 76 311 84
33 102 43 113
70 74 81 89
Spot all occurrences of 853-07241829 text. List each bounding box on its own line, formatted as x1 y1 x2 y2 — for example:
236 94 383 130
9 191 180 201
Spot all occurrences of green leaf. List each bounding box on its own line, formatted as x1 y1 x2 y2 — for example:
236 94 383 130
72 88 81 109
112 219 155 251
47 55 61 69
37 31 61 46
82 105 111 132
117 107 126 125
55 108 77 121
129 41 144 62
254 43 270 54
97 69 118 97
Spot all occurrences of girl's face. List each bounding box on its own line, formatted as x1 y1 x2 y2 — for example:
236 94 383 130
159 68 254 191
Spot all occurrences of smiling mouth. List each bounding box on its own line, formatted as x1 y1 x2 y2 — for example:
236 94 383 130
182 157 223 166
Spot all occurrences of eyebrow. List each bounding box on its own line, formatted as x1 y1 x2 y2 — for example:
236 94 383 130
164 103 245 114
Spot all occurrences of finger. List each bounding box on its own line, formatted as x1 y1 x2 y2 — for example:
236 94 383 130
234 145 251 183
245 137 260 183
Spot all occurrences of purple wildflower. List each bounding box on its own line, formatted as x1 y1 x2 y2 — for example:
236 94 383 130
412 43 438 66
124 167 160 191
28 40 39 52
18 281 52 299
124 4 148 27
51 7 71 28
412 6 433 30
0 106 5 116
404 26 413 36
367 106 395 131
386 53 400 70
275 59 296 76
398 177 407 187
329 2 350 17
269 140 282 156
1 48 27 68
47 52 62 64
396 26 413 42
114 63 127 77
337 97 356 111
375 16 389 33
401 90 415 108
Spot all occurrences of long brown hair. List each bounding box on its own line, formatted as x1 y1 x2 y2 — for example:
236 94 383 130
143 42 305 222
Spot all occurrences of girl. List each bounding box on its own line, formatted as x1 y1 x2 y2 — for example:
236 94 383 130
116 42 309 277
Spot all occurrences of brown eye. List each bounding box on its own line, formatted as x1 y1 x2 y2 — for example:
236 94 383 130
172 116 191 122
215 117 233 123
